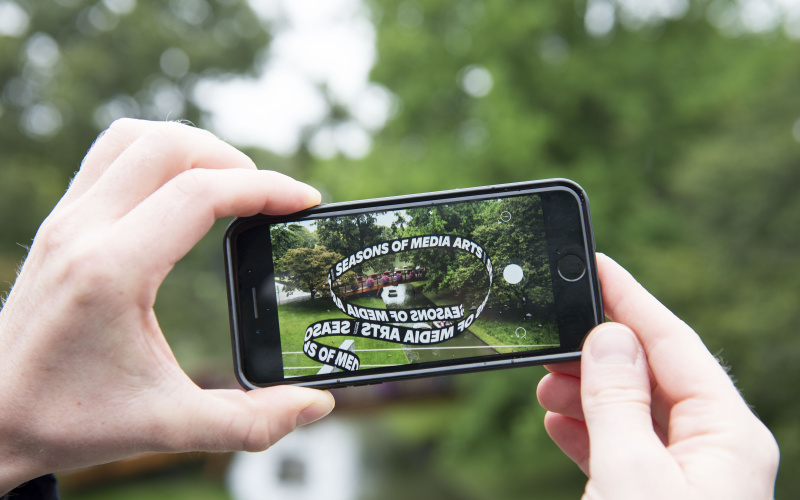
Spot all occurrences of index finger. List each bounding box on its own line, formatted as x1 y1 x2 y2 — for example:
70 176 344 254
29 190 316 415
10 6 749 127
596 253 739 404
74 120 258 223
58 119 155 208
110 168 320 285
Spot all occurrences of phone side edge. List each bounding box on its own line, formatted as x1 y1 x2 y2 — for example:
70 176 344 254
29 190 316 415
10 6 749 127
223 217 258 390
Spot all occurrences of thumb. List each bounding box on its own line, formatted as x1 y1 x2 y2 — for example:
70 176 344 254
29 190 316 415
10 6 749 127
580 323 663 476
159 385 336 453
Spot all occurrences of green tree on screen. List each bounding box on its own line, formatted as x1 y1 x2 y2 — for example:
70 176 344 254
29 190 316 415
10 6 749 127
316 213 396 274
270 224 316 262
278 246 343 298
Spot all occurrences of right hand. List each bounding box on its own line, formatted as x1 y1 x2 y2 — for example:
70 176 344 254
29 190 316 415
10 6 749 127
537 254 779 500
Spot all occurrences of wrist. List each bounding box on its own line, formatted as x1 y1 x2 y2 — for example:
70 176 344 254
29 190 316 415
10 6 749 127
0 318 45 496
0 396 42 496
0 437 40 497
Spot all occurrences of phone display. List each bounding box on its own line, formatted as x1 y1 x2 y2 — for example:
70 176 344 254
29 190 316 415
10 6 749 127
225 179 603 389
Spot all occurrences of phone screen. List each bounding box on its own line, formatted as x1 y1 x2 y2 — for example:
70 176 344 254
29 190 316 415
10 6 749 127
226 181 602 388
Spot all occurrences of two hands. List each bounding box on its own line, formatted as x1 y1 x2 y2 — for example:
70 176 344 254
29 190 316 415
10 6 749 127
0 120 778 498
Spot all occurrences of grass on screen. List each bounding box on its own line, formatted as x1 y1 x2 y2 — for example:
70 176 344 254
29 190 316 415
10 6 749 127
278 295 409 377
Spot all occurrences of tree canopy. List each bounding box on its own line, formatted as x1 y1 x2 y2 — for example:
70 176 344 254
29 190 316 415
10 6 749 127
278 245 343 296
270 223 316 262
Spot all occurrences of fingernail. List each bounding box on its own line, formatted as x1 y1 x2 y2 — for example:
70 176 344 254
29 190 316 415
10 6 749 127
296 400 334 427
589 324 639 365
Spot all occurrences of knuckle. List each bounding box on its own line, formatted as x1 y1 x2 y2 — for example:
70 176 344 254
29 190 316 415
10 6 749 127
236 409 274 453
171 169 211 202
162 120 219 144
64 244 113 292
24 211 117 307
32 206 84 259
241 425 273 453
47 236 124 308
103 117 141 141
587 385 652 414
107 116 138 131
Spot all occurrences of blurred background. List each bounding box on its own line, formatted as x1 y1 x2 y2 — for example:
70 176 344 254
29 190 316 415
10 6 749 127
1 0 799 498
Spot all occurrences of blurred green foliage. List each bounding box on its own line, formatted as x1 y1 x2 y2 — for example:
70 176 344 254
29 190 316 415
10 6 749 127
2 0 799 498
298 1 800 496
0 0 268 372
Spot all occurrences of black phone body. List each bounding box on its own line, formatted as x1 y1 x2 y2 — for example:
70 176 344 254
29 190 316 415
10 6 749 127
224 179 603 389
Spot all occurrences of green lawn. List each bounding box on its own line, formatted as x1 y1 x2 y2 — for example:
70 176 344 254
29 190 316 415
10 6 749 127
466 316 558 354
278 296 410 377
415 284 559 354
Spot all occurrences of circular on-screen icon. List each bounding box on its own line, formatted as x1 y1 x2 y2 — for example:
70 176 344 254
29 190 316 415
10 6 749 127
503 264 524 284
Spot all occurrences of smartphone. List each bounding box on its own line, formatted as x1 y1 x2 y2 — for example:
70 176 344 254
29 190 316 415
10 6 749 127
224 179 603 389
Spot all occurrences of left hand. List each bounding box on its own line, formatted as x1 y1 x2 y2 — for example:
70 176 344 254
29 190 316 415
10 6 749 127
0 119 334 495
